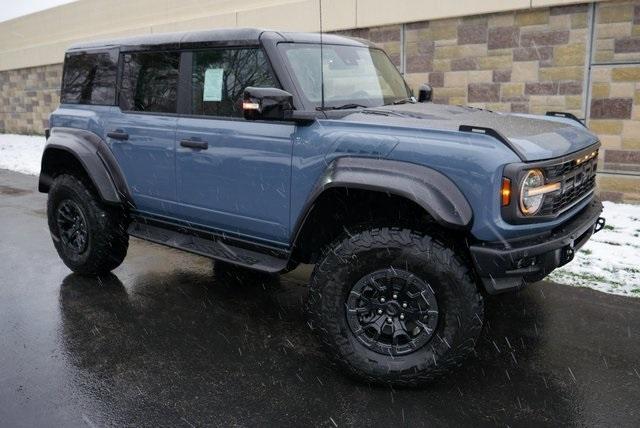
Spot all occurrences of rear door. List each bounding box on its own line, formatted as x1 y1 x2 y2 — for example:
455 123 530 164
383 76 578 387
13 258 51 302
175 47 294 245
103 51 180 219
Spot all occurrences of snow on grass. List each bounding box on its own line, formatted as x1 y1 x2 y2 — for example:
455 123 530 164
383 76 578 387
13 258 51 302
0 134 46 175
549 201 640 297
1 133 639 296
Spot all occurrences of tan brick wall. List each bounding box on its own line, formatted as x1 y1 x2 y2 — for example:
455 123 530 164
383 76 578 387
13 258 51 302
0 64 62 135
589 1 640 159
335 26 403 67
589 65 640 159
1 0 608 72
593 0 640 62
589 0 640 201
403 4 590 117
0 0 638 201
397 1 640 202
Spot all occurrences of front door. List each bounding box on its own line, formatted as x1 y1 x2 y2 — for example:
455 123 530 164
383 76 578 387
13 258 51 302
104 51 181 219
176 47 294 245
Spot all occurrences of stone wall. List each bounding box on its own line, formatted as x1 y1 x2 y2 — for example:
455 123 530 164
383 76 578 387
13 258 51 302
588 0 640 202
0 0 639 200
0 64 62 135
403 5 590 117
335 25 403 67
396 1 640 201
593 0 640 63
592 1 640 201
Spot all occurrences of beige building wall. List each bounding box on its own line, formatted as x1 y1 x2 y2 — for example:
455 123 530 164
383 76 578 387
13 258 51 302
1 0 639 201
0 0 608 72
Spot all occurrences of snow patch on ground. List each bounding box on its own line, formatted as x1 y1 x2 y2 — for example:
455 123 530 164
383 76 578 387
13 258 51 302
1 133 639 296
550 201 640 297
0 134 45 175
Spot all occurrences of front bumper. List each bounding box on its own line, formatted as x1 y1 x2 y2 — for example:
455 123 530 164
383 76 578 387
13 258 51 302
470 198 605 294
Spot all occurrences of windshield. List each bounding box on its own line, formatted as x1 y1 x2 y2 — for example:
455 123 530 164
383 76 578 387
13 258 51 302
278 43 411 109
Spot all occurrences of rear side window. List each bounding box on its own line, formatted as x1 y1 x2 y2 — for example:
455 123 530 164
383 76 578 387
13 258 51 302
61 51 118 105
119 51 180 113
191 48 277 117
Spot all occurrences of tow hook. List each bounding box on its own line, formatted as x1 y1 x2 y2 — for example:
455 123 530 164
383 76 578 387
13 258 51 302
594 217 606 234
562 246 575 264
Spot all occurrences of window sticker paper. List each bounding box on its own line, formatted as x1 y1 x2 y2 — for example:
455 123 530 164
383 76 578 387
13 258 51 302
203 68 224 101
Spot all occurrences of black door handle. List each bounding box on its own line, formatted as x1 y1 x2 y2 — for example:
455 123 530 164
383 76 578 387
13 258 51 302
180 139 208 150
107 130 129 141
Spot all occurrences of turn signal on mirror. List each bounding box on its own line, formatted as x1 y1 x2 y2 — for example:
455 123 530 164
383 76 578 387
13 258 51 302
242 102 260 111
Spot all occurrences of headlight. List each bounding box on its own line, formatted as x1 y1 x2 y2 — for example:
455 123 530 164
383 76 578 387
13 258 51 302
519 169 545 215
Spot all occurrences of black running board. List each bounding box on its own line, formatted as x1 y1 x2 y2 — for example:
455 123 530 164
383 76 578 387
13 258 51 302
128 218 289 273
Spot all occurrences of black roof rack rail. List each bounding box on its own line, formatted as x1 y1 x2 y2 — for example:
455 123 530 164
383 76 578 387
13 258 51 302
458 125 526 161
545 111 586 127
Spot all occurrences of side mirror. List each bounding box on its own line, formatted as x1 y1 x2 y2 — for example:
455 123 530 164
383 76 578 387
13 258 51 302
243 87 293 121
418 84 433 103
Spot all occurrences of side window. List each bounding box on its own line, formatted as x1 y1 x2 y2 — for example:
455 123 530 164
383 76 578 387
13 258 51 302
61 51 118 105
119 51 180 113
191 48 277 117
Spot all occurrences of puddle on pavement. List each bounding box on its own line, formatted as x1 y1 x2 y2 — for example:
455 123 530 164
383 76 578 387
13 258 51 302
0 185 30 196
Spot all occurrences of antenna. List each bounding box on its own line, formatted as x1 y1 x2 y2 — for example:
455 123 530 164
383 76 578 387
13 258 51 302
319 0 325 111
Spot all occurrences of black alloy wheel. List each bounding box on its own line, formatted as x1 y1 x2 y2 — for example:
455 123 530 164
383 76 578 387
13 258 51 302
346 268 439 356
47 174 129 275
307 227 484 386
56 200 89 254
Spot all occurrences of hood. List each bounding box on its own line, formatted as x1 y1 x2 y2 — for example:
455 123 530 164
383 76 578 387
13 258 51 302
338 103 598 162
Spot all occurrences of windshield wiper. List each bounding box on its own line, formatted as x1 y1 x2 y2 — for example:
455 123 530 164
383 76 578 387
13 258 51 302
316 103 368 111
391 96 417 105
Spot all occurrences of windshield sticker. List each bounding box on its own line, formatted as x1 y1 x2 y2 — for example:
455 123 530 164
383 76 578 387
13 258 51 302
203 68 224 101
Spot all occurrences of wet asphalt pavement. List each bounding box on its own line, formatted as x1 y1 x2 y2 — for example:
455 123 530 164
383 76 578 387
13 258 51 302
1 168 639 427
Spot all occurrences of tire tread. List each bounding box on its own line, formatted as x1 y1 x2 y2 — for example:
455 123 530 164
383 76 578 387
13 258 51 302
307 227 483 387
47 174 128 275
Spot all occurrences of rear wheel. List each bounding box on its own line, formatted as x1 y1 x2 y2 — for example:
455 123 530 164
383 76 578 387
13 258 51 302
307 227 484 386
47 174 129 275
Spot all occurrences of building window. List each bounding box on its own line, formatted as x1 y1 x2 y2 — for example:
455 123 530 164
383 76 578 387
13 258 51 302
61 51 118 105
120 51 180 113
191 48 277 117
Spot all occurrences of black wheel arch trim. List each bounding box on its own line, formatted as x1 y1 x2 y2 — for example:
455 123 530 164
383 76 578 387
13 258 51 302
291 157 473 246
39 127 134 207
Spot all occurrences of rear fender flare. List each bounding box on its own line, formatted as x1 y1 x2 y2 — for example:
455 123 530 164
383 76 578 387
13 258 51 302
39 127 133 206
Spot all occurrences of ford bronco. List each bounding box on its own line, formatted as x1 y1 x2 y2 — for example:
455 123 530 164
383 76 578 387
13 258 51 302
40 28 605 386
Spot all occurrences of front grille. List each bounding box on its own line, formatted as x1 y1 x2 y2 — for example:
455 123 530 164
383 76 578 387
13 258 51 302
539 150 598 216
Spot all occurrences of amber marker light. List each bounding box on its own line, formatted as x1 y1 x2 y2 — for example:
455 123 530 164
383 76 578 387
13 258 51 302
501 177 511 206
576 151 598 165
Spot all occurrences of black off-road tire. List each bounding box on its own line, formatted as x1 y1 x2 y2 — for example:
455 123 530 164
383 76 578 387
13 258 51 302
47 174 129 275
307 227 484 387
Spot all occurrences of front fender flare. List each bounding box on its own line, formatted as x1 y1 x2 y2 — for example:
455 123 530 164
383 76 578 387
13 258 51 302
293 157 473 241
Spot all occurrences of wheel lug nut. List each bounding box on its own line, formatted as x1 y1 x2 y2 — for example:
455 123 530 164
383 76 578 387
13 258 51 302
402 302 407 308
392 294 397 299
377 309 383 314
380 297 386 303
387 317 392 323
400 314 405 320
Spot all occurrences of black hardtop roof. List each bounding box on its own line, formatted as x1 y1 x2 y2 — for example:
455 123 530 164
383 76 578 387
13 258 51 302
66 28 373 52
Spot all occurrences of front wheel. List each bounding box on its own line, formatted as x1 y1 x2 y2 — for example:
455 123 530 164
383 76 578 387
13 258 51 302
47 174 129 275
307 227 484 386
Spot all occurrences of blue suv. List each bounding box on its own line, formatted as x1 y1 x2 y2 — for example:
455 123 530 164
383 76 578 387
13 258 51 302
40 28 605 386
